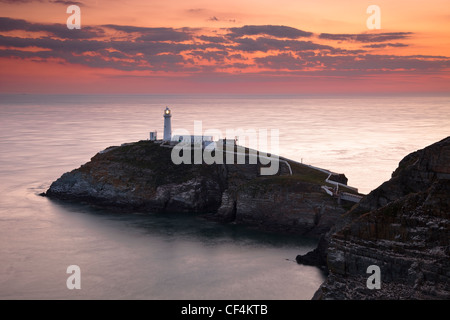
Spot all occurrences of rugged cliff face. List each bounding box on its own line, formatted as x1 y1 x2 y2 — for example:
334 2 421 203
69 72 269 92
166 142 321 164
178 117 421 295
217 175 345 235
46 142 226 213
306 137 450 299
45 140 349 236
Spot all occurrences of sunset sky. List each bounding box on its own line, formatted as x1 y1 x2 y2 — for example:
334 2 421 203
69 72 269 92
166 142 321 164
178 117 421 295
0 0 449 94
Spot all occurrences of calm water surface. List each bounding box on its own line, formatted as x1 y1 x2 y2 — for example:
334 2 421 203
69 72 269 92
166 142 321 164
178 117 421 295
0 94 448 299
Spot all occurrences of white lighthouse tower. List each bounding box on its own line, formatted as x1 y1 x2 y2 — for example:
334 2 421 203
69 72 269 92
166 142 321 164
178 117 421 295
163 107 172 142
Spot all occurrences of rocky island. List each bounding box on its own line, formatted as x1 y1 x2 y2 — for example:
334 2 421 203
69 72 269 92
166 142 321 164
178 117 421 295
298 136 450 299
44 140 359 237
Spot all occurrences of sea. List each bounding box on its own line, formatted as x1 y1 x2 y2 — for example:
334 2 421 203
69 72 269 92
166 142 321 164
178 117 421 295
0 94 448 300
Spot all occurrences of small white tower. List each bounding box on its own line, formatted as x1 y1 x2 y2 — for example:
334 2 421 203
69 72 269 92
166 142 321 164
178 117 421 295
163 107 172 142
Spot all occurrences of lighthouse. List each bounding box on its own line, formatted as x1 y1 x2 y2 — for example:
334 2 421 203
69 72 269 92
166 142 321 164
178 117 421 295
163 107 172 142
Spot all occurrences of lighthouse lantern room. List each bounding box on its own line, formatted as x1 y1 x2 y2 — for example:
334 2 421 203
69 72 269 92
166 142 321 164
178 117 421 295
163 107 172 142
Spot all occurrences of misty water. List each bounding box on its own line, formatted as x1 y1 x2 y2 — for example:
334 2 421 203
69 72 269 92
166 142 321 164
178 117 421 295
0 94 448 299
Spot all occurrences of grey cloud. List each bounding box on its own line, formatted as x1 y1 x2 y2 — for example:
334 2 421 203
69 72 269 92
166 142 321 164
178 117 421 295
104 25 192 42
229 53 246 60
0 17 102 39
342 54 450 71
0 33 225 71
0 48 53 59
255 53 316 70
0 34 110 53
197 35 228 43
229 25 312 39
234 37 334 53
362 43 409 48
231 62 253 68
188 50 228 62
186 8 205 14
252 51 450 73
51 0 84 5
1 17 448 75
319 32 413 43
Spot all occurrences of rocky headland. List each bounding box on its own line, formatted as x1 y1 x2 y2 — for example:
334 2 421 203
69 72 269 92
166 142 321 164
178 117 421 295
44 141 357 237
44 136 449 299
298 137 450 299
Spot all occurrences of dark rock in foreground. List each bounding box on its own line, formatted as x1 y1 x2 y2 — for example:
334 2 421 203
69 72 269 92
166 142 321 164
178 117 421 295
45 140 351 237
298 137 450 299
